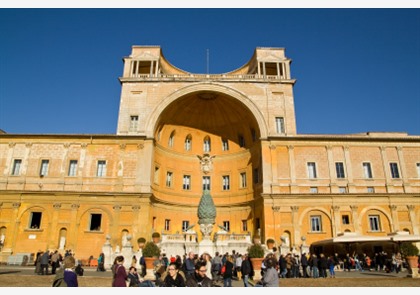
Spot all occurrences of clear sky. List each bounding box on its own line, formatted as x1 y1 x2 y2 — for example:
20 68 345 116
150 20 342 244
0 8 419 136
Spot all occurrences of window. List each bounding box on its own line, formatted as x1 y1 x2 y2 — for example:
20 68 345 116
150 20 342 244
29 212 42 229
369 215 381 232
339 187 347 194
165 219 170 231
253 168 259 184
222 175 230 190
223 221 230 232
182 220 189 232
40 159 49 177
203 136 211 152
238 134 245 148
390 163 400 179
90 214 102 231
342 215 350 225
417 163 420 178
310 187 318 193
154 166 160 184
12 159 22 176
363 162 373 179
275 117 285 133
251 128 257 142
307 162 317 179
183 175 191 190
166 172 173 187
367 187 375 193
202 176 210 191
68 160 78 176
310 216 322 232
256 218 260 230
97 160 106 177
184 135 192 151
240 172 247 188
222 138 229 151
335 162 345 178
242 220 248 232
129 115 138 131
168 131 175 148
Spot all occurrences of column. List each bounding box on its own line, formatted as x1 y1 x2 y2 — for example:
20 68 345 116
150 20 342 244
132 205 141 246
60 143 70 177
389 205 398 232
350 205 360 233
291 206 300 247
112 205 122 247
380 146 391 192
288 146 298 193
10 202 21 251
332 206 341 236
396 146 409 192
69 204 80 250
326 145 336 193
407 205 419 235
343 146 355 192
269 144 278 193
49 203 62 249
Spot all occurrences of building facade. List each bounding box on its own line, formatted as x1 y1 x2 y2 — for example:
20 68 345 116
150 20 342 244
0 46 419 261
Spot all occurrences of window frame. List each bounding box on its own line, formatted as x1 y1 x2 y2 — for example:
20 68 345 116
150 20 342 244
166 171 173 187
89 213 102 231
363 162 373 179
40 159 49 177
275 117 285 134
310 215 322 232
96 160 107 177
68 160 78 177
11 159 22 176
369 215 381 232
240 172 247 188
29 212 42 229
222 175 230 191
389 162 400 179
183 175 191 190
202 176 211 191
335 162 345 179
307 162 317 179
129 115 139 131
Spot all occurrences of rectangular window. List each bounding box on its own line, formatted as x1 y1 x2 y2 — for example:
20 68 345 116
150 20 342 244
342 215 350 225
242 220 248 232
165 219 170 231
310 187 318 193
96 160 106 177
307 162 317 179
417 163 420 178
223 221 230 232
183 175 191 190
203 138 211 152
238 135 245 148
90 214 102 231
240 172 247 188
12 159 22 176
203 176 211 191
130 115 139 131
369 215 381 232
275 117 285 133
222 139 229 151
182 220 189 232
29 212 42 229
367 187 375 193
222 175 230 191
253 168 259 184
310 216 322 232
154 166 160 184
390 163 400 179
40 159 49 177
335 162 345 179
363 162 373 179
166 171 173 187
339 187 347 194
68 160 78 177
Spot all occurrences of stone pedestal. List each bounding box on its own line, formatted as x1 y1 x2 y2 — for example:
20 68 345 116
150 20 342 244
199 238 215 256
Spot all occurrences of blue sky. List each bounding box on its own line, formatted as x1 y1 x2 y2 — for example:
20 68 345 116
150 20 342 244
0 9 419 135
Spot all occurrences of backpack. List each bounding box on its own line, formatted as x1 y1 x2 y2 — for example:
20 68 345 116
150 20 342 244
75 264 84 276
52 270 67 287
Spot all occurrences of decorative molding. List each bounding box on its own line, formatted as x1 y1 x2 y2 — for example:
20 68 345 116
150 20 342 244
332 206 340 212
272 206 281 212
25 142 33 148
380 146 386 152
269 145 276 150
407 205 415 211
119 144 127 150
12 202 21 208
287 145 294 151
389 205 397 211
81 143 88 149
63 143 71 148
113 205 122 210
53 203 62 209
396 146 403 152
9 142 16 148
350 205 358 212
71 204 80 210
291 206 299 213
137 143 144 149
132 205 141 210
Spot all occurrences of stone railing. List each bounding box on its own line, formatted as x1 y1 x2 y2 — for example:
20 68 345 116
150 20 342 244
126 73 287 81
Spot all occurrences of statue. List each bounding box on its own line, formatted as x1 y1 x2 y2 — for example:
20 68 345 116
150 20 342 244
197 190 216 240
197 154 216 174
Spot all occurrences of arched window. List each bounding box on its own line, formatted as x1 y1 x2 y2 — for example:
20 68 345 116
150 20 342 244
185 135 192 151
203 136 211 152
168 131 175 148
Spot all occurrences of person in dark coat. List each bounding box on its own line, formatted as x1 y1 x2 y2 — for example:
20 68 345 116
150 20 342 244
40 250 50 275
279 253 287 278
301 252 309 278
186 261 214 287
240 254 252 287
319 253 328 278
222 255 234 287
309 254 319 278
162 262 186 287
112 255 127 287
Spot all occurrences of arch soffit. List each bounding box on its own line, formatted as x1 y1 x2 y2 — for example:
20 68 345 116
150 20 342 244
145 83 268 138
298 207 332 227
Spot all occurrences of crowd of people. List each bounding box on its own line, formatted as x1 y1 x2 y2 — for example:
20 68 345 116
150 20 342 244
39 246 418 287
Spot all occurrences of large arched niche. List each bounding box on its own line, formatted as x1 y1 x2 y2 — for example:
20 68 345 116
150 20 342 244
145 83 268 140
